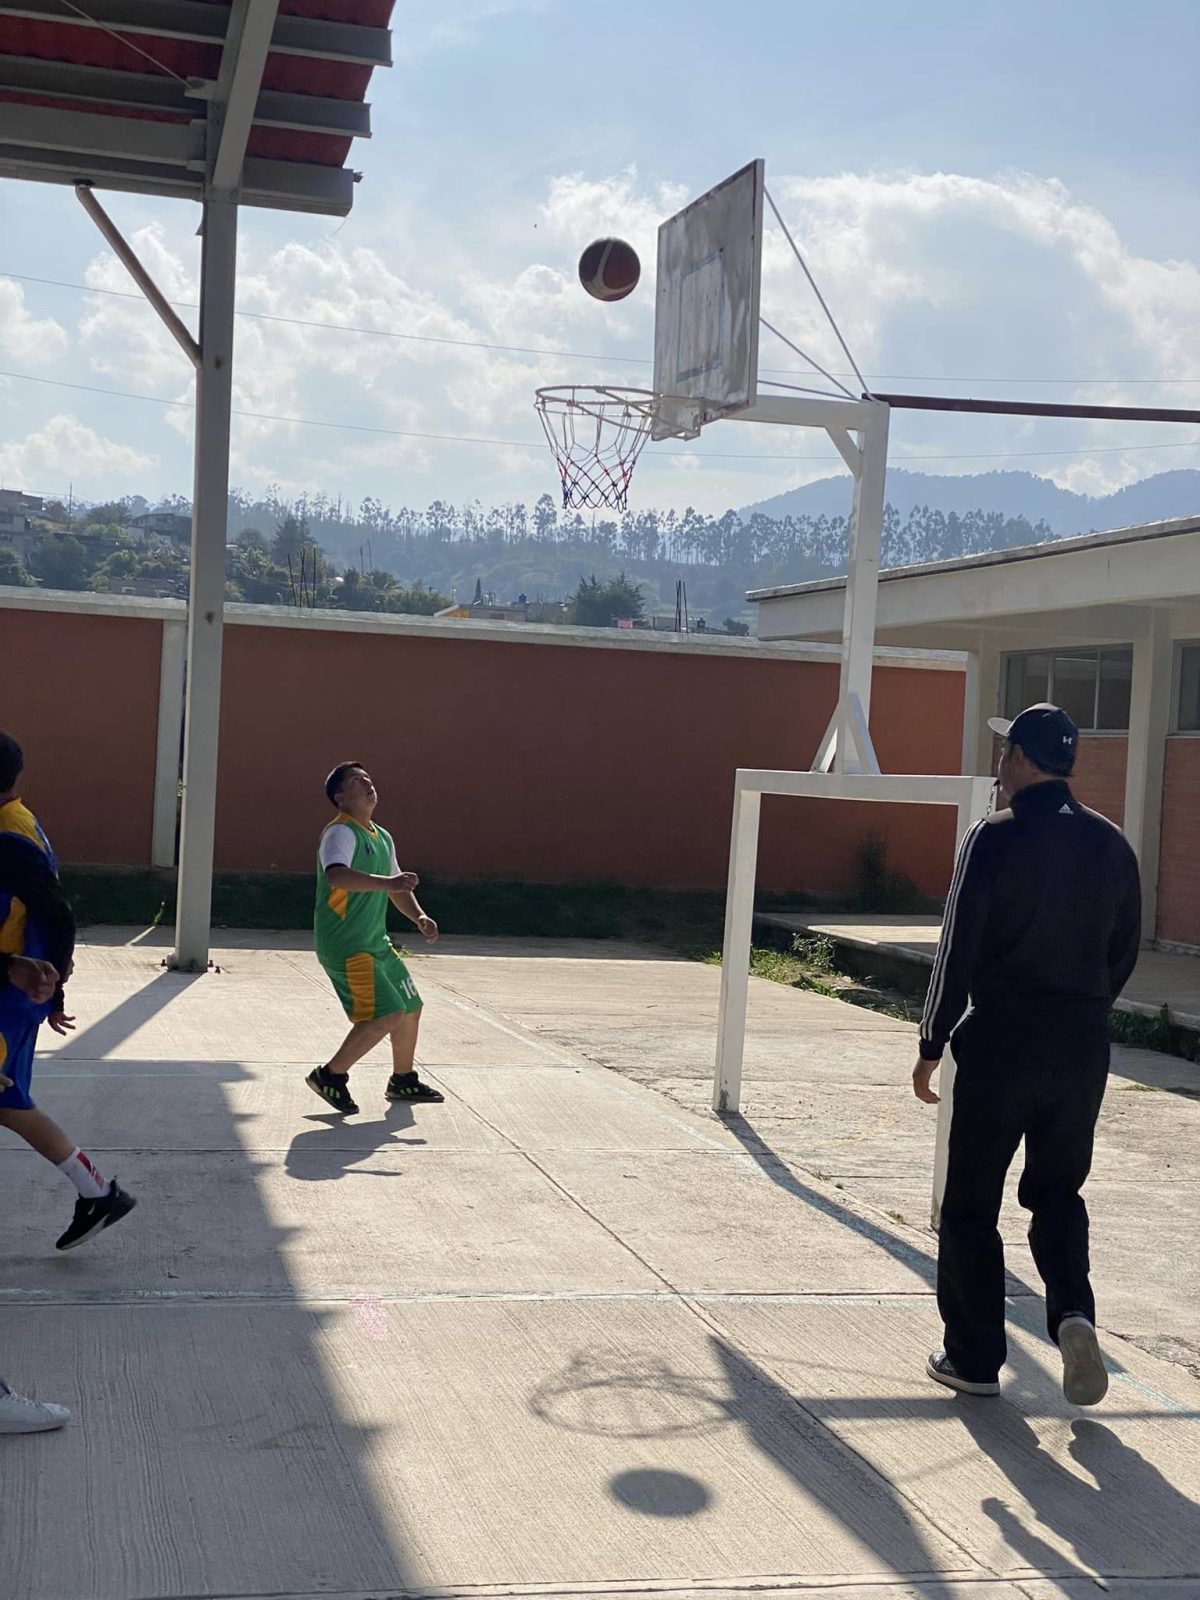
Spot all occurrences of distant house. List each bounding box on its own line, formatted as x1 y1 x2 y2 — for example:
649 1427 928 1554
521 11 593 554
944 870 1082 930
0 488 43 514
127 510 191 544
0 489 42 566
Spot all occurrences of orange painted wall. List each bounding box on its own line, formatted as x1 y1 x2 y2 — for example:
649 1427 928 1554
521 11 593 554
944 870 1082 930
215 623 966 898
0 608 160 864
1157 739 1200 948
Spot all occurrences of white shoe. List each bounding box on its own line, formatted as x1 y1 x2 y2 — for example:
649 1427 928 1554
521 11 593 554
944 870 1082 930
1059 1316 1108 1407
0 1384 71 1434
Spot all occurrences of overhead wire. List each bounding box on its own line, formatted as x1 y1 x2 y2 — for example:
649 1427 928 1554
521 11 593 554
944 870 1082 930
2 270 1197 385
1 367 1197 465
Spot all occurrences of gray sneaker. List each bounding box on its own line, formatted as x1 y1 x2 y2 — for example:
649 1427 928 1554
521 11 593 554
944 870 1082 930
1058 1316 1108 1406
0 1384 71 1434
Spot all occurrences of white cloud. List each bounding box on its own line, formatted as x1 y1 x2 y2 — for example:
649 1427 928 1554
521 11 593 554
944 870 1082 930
0 413 154 491
79 222 198 395
52 167 1200 513
0 279 69 366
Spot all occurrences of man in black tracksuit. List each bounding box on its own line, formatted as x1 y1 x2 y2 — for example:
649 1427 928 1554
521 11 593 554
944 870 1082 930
913 703 1142 1405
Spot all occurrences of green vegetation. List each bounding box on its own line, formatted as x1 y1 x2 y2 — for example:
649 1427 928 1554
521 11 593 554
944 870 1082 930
568 572 646 627
704 933 918 1023
1108 1005 1200 1065
3 485 1056 632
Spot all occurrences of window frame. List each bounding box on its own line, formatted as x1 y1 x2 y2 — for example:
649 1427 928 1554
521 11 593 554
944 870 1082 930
1172 640 1200 736
999 644 1134 734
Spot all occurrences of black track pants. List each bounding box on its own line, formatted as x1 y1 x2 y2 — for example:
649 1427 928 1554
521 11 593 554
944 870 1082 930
937 1005 1110 1382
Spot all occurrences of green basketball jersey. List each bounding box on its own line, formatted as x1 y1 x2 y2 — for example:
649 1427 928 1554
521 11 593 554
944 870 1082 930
314 814 397 964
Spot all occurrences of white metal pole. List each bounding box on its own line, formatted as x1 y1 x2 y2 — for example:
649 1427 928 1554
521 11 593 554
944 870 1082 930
932 774 996 1228
836 401 889 772
172 194 237 970
960 648 981 776
152 615 187 869
713 778 762 1114
1124 610 1172 940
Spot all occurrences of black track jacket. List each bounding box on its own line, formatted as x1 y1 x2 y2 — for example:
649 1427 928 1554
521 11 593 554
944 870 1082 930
919 779 1142 1061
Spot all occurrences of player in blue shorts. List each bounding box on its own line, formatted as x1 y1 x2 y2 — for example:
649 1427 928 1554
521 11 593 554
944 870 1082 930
0 732 136 1251
0 950 72 1432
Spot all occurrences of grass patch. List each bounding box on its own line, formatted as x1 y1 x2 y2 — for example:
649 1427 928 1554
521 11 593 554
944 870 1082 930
701 932 918 1023
1108 1004 1200 1064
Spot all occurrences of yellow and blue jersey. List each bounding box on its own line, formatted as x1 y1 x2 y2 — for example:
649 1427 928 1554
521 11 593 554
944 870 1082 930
0 798 61 967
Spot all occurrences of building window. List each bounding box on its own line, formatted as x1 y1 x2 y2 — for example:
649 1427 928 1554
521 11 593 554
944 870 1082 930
1001 646 1132 732
1178 645 1200 733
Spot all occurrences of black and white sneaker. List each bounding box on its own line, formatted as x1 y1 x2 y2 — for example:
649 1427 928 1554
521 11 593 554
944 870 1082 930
385 1071 443 1103
1058 1316 1108 1406
55 1181 137 1252
306 1065 359 1115
926 1350 1000 1397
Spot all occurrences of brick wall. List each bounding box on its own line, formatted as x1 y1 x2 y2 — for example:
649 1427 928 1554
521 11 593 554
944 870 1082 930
0 606 161 864
215 618 967 898
1156 738 1200 947
1070 735 1128 826
989 732 1127 826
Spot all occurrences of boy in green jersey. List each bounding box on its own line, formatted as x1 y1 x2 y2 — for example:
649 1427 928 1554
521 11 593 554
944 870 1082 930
308 761 442 1115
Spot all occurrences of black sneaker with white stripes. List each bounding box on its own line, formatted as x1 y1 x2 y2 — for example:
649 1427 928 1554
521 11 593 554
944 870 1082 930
385 1071 443 1103
925 1350 1000 1396
55 1180 137 1252
306 1065 359 1115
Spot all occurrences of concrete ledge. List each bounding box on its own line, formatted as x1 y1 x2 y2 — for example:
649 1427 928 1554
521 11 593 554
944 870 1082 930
757 911 1200 1034
0 585 969 669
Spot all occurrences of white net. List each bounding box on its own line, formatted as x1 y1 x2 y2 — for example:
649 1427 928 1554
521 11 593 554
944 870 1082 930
534 386 662 512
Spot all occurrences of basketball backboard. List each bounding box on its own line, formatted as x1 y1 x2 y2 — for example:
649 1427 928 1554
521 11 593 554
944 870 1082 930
652 159 764 440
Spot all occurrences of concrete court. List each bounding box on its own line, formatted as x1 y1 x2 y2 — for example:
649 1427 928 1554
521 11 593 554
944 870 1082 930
2 929 1199 1600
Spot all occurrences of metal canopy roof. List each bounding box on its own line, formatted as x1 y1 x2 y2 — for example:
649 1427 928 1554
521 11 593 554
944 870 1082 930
0 0 394 215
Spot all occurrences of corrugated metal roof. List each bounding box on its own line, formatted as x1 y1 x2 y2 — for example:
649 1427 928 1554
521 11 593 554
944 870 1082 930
0 1 394 214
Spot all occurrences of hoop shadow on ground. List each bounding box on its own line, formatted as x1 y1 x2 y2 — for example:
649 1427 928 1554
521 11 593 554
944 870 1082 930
531 1334 1200 1589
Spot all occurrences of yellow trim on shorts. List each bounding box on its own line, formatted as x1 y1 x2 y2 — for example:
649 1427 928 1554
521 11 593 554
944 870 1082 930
345 952 377 1023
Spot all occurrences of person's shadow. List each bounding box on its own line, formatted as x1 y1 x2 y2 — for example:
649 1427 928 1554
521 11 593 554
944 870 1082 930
959 1400 1200 1580
285 1099 425 1182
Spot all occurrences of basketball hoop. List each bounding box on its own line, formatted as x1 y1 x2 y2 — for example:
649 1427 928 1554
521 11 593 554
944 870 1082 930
535 385 695 512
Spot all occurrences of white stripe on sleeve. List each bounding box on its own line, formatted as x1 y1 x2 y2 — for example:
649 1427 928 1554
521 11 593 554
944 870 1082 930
921 818 986 1039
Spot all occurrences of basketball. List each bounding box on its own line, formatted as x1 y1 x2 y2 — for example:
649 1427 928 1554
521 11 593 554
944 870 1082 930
578 238 641 302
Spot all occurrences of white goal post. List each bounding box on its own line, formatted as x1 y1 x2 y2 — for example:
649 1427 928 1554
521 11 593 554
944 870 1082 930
713 769 995 1227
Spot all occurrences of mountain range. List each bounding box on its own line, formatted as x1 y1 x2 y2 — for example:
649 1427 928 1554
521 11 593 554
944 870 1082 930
739 468 1200 537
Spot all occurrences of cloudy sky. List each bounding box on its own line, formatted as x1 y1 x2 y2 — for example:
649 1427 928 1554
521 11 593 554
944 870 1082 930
1 0 1197 517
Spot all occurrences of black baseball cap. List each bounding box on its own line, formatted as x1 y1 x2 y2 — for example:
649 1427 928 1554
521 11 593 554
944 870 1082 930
988 703 1078 774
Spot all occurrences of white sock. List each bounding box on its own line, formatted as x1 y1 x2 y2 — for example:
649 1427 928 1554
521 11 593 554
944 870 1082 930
57 1148 109 1200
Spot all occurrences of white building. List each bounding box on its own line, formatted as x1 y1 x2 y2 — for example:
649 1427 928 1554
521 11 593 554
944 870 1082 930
751 513 1200 950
